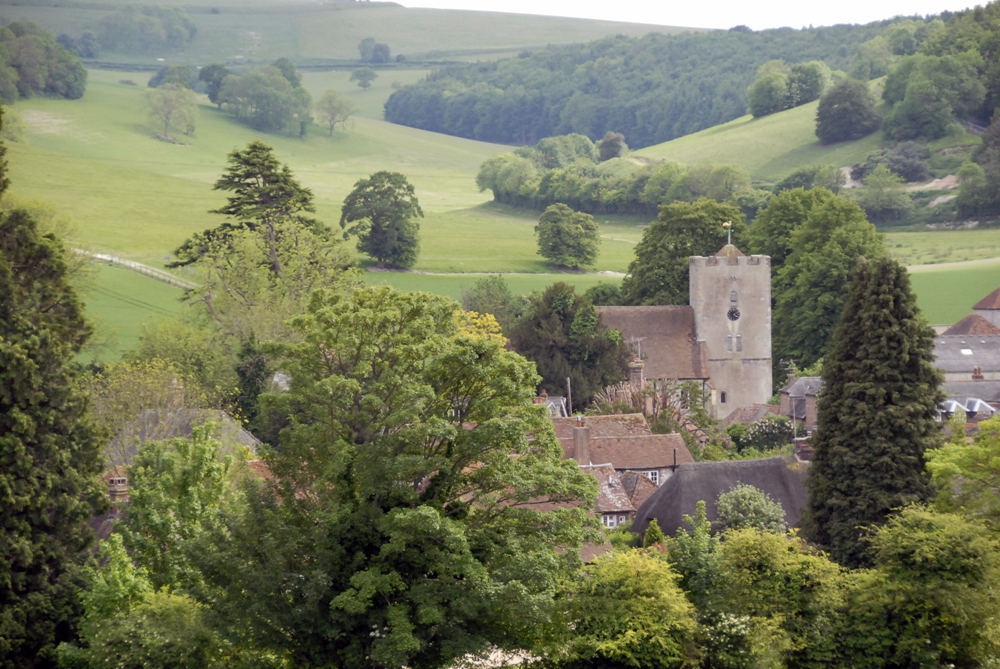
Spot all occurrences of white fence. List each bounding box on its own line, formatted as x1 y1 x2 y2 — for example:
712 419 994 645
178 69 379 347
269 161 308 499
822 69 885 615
75 249 199 290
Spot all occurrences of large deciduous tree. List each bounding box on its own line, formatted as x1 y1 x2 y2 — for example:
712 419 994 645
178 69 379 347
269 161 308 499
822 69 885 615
199 286 597 668
815 78 881 144
315 88 358 136
620 198 745 306
143 82 196 141
772 193 884 372
535 203 600 268
510 282 629 412
340 170 423 268
804 257 942 567
0 107 105 666
198 63 230 108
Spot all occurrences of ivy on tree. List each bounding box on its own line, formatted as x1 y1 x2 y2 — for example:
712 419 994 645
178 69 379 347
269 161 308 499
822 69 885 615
340 170 423 268
535 203 600 268
804 257 943 567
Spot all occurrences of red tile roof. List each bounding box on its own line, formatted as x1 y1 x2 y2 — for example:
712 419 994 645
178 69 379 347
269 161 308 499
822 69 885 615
587 435 695 469
718 403 779 428
596 306 708 380
943 314 1000 336
974 287 1000 310
620 471 659 509
582 464 635 513
551 414 650 441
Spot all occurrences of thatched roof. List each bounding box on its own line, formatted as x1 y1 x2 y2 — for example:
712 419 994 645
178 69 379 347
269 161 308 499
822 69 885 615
632 456 810 537
595 306 708 380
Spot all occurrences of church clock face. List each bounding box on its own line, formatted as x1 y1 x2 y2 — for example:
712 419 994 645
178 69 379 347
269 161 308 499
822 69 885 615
727 307 741 321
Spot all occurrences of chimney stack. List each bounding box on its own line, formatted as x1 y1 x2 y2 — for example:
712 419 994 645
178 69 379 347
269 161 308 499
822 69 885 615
628 356 645 390
974 365 985 381
573 415 591 465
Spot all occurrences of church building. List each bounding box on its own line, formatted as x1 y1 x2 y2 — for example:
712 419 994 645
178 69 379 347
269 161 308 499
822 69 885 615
597 244 772 420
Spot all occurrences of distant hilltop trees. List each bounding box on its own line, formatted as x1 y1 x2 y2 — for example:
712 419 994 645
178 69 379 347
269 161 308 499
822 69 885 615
0 21 86 103
58 5 197 57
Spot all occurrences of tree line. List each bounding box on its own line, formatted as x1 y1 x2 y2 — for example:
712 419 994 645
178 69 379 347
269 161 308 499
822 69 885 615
0 20 86 103
384 20 907 148
57 4 197 57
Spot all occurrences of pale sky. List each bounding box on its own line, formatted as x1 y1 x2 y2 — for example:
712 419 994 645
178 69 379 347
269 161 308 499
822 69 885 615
398 0 978 31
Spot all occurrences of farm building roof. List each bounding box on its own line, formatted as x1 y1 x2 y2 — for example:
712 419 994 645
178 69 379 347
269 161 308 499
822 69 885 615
943 314 1000 336
631 456 810 537
595 306 709 380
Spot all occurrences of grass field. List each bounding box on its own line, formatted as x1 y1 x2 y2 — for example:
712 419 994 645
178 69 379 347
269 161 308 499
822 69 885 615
909 262 1000 325
0 2 693 67
635 101 884 182
884 229 1000 266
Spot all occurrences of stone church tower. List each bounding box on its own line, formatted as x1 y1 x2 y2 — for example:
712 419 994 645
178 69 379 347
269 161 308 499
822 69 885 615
689 244 772 420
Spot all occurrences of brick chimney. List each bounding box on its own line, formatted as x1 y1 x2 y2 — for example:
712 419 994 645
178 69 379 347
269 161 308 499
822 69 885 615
974 365 985 381
573 415 591 465
628 356 645 389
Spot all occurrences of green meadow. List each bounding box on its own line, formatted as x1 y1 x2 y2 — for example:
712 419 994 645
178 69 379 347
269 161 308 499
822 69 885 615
909 261 1000 325
0 2 691 67
7 65 1000 360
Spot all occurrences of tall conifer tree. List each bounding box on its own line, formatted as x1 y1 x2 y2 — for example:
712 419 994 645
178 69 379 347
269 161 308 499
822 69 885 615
0 105 105 667
804 257 942 567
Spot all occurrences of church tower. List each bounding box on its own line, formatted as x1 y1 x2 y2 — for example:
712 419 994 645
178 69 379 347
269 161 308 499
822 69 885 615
689 244 772 420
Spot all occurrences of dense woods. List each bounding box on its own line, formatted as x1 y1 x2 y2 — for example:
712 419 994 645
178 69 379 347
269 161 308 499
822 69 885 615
0 21 86 103
386 21 901 148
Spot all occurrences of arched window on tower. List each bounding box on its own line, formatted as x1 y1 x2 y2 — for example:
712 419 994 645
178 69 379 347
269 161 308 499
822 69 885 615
736 334 743 352
730 290 738 306
726 334 733 352
720 391 727 404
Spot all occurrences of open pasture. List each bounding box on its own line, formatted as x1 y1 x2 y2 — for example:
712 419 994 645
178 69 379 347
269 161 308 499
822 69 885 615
0 2 691 67
885 228 1000 267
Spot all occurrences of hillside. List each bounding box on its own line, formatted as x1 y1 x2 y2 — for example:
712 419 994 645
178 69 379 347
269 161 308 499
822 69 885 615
635 101 883 182
0 2 693 67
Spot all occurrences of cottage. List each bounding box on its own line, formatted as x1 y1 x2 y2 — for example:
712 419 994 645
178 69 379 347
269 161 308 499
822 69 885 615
778 376 822 433
631 456 810 537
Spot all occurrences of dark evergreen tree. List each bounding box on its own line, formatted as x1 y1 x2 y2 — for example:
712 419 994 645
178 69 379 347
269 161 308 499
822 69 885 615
804 257 943 567
620 199 745 306
510 282 630 412
0 107 105 666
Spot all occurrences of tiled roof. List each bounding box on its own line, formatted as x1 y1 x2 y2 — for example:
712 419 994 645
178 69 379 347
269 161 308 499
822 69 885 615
107 409 260 469
582 464 635 514
620 471 659 509
596 306 708 380
780 376 823 397
934 335 1000 374
943 314 1000 336
944 380 1000 403
559 433 695 469
718 403 779 427
551 414 650 441
973 286 1000 310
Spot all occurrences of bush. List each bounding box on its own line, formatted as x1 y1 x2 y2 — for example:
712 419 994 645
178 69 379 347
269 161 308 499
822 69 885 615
716 484 786 534
851 142 931 182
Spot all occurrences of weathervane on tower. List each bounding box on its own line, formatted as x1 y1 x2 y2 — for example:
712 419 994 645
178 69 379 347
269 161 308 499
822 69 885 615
723 220 732 246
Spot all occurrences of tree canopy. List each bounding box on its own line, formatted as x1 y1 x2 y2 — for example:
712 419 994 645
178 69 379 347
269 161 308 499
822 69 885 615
97 5 196 54
340 171 423 268
621 199 746 306
218 65 311 135
815 78 882 144
805 257 942 567
0 21 87 103
535 203 600 268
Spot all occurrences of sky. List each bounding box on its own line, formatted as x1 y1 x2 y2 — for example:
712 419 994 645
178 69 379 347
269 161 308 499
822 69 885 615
397 0 978 31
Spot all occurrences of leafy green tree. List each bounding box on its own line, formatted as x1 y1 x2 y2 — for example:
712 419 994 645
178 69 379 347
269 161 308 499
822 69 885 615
882 53 985 140
773 165 845 194
143 82 196 140
200 286 597 668
772 193 883 372
815 78 881 144
596 130 627 161
350 67 377 90
716 529 844 668
198 63 230 108
357 37 376 61
0 124 105 664
535 203 600 268
583 282 622 306
788 60 831 103
461 274 527 334
147 65 194 89
805 257 942 567
551 550 697 669
340 170 423 268
848 35 894 80
621 198 746 306
315 88 358 136
642 518 666 547
747 66 791 117
371 43 391 64
853 164 914 223
171 141 323 268
858 506 1000 668
270 57 301 88
715 484 786 534
218 67 311 134
665 501 721 612
957 111 1000 216
510 282 630 412
747 187 836 271
927 416 1000 531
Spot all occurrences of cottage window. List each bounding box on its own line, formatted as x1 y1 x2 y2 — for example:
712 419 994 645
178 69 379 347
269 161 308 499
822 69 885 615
618 515 628 524
603 514 617 528
647 470 659 485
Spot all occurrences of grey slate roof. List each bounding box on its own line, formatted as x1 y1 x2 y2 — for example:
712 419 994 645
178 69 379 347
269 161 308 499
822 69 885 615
944 380 1000 403
781 376 823 396
582 464 635 514
934 335 1000 374
631 456 810 537
595 306 708 380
